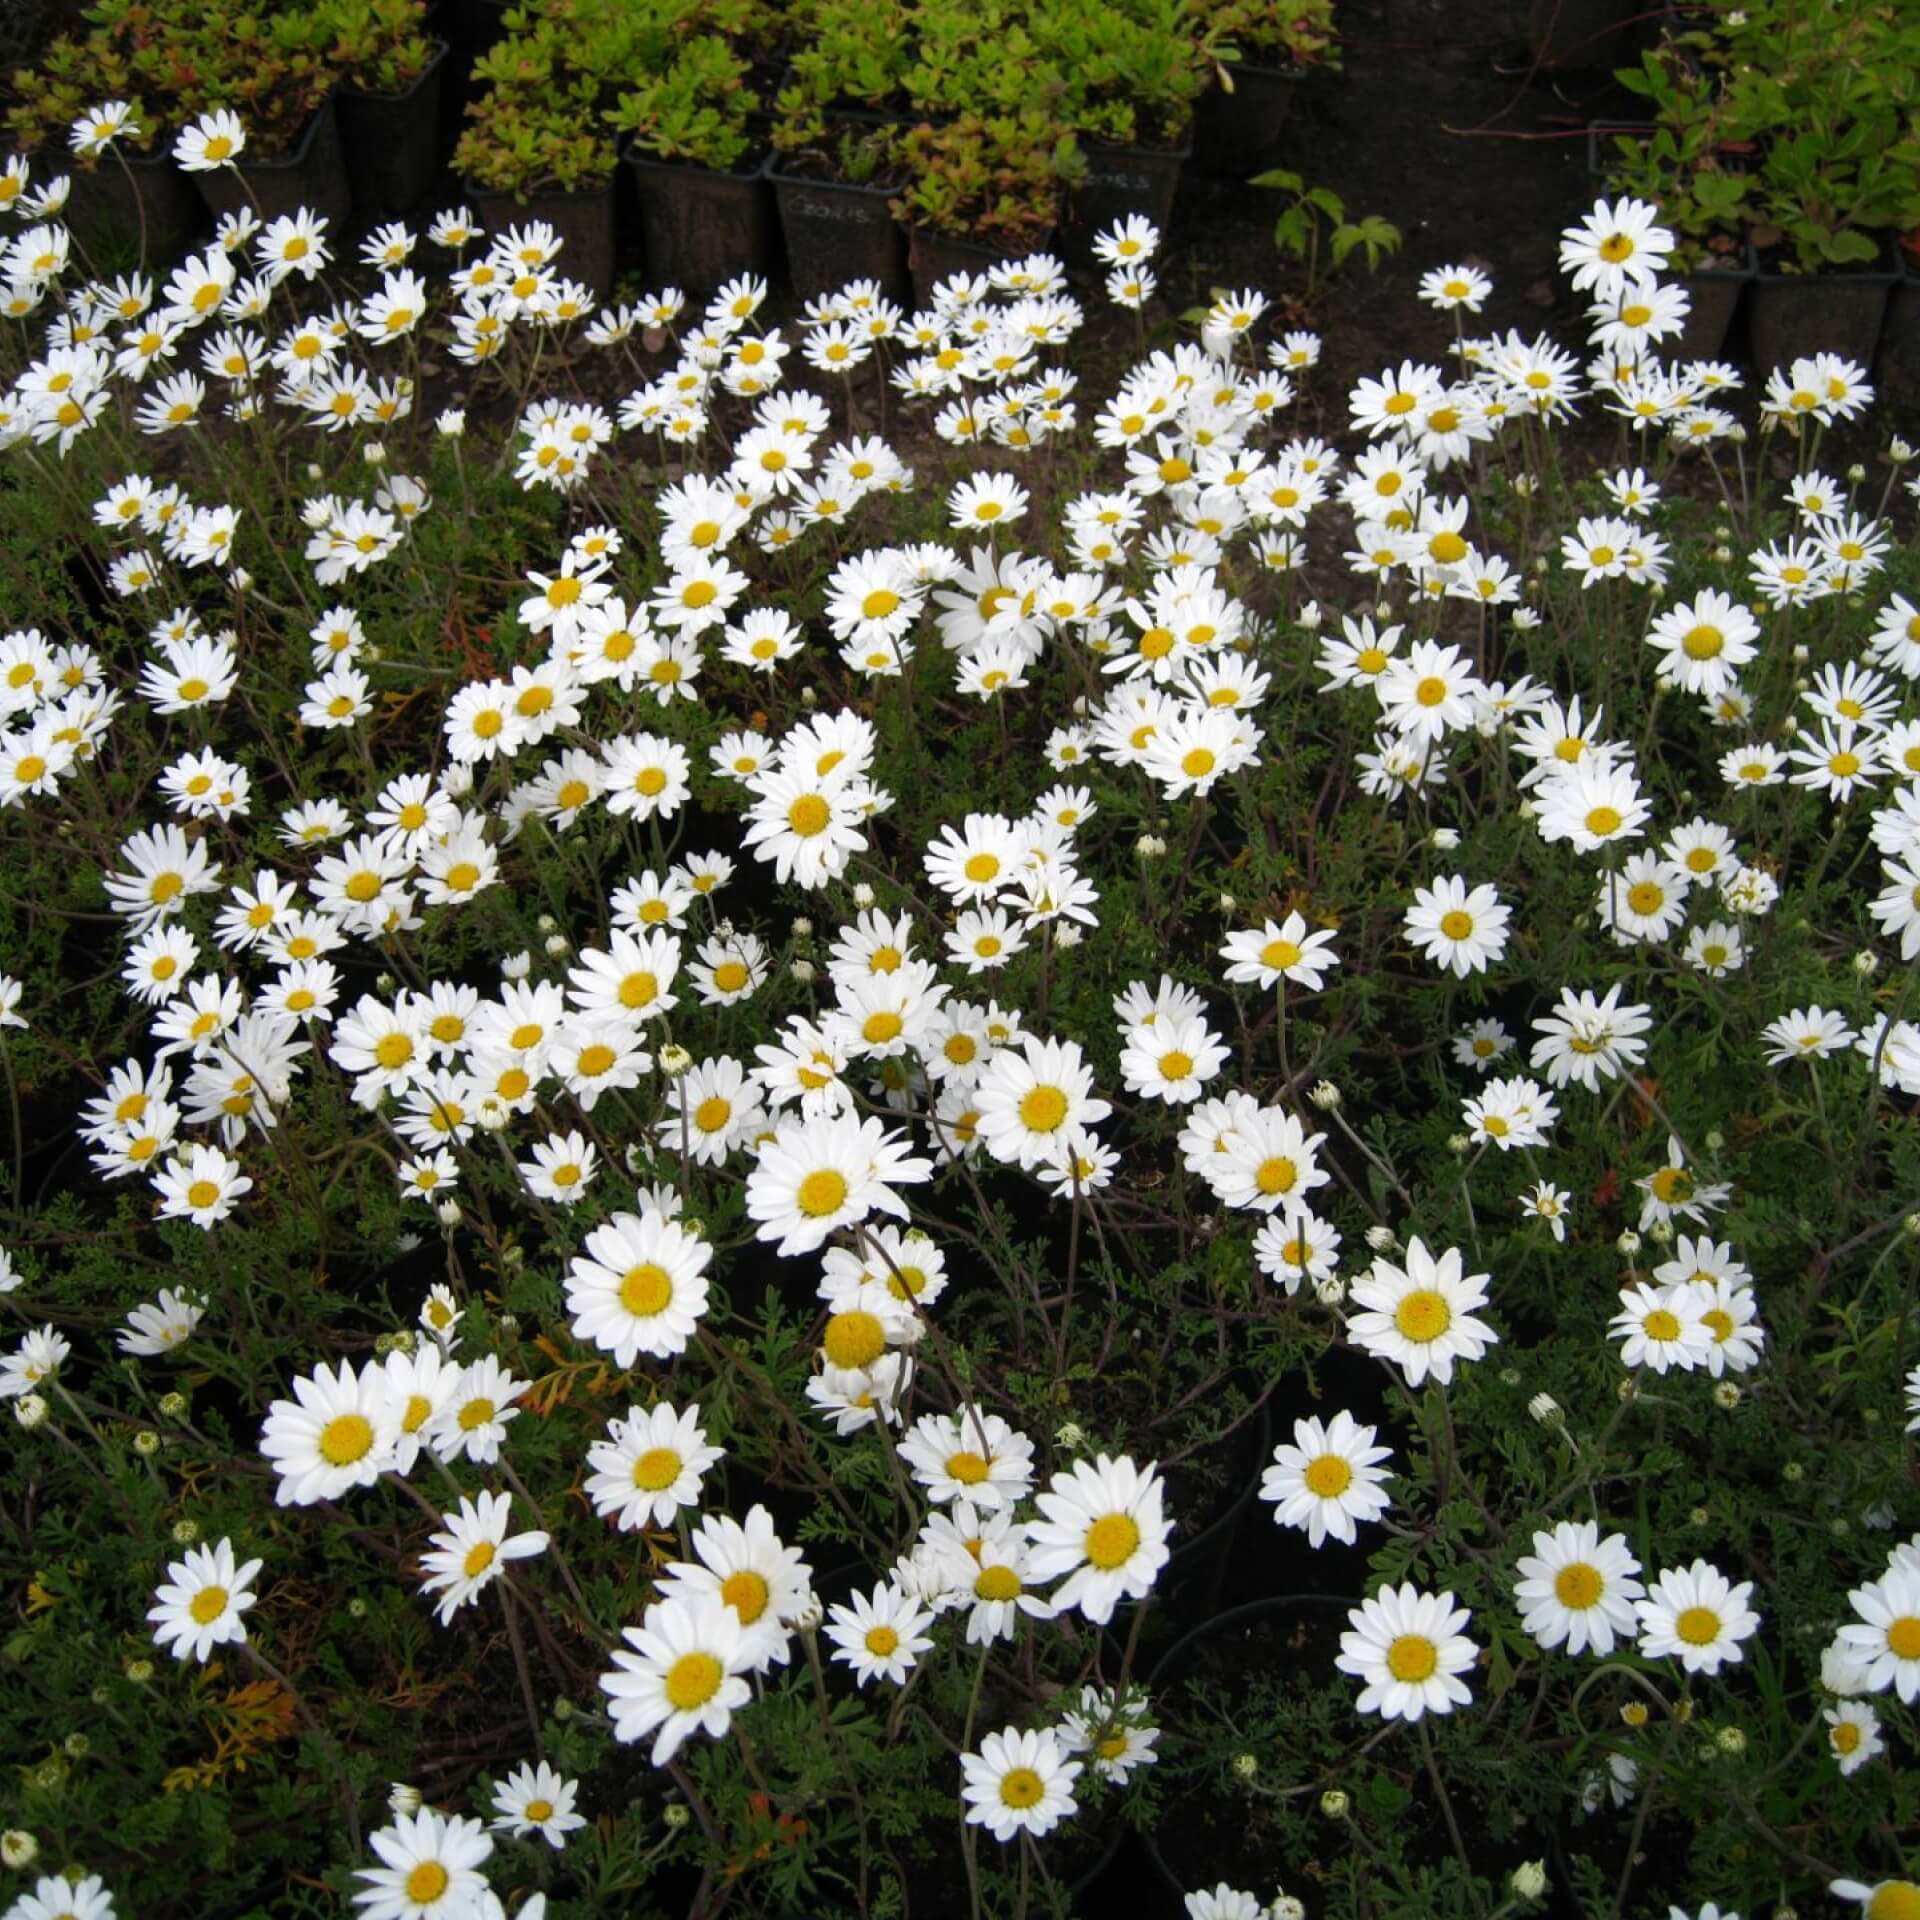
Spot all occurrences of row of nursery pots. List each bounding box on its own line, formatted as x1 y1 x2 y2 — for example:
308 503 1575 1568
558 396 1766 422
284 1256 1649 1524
1586 124 1920 408
62 44 455 258
63 80 1211 304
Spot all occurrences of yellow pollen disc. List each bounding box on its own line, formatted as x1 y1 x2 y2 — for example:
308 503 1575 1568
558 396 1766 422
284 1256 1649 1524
1866 1887 1920 1920
976 1564 1021 1602
319 1413 373 1465
546 576 581 607
797 1169 849 1218
631 1447 681 1490
1085 1512 1141 1569
1650 1167 1691 1204
1439 910 1474 941
824 1309 886 1369
1182 748 1216 778
865 1624 901 1655
789 795 830 836
1555 1562 1603 1609
575 1043 616 1077
1387 1633 1437 1681
863 1011 903 1044
1675 1605 1720 1646
463 1541 496 1579
721 1570 771 1623
947 1450 989 1484
1159 1050 1194 1081
945 1034 977 1064
1395 1289 1451 1341
1255 1156 1297 1196
1020 1086 1068 1132
999 1766 1044 1808
443 863 480 894
963 852 1000 883
635 767 668 797
457 1398 495 1431
619 1264 672 1318
712 962 749 994
1383 391 1417 416
1429 531 1467 564
345 872 383 903
189 1584 228 1623
13 755 45 783
1641 1309 1682 1342
1887 1616 1920 1660
1830 751 1861 778
618 972 658 1011
1304 1454 1352 1497
1355 647 1388 675
1627 882 1664 916
405 1862 450 1903
185 1179 220 1209
1831 1721 1862 1754
1584 805 1623 836
665 1651 724 1711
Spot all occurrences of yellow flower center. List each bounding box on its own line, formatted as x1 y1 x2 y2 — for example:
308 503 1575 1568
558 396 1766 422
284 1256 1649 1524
1395 1289 1451 1342
1887 1616 1920 1660
1439 910 1474 941
619 1264 672 1318
999 1766 1044 1808
1304 1454 1352 1498
823 1309 886 1369
665 1651 724 1711
1675 1605 1720 1646
721 1570 771 1623
1020 1086 1069 1132
404 1862 449 1903
1085 1512 1141 1569
189 1584 229 1624
1387 1632 1438 1681
1255 1156 1297 1196
631 1446 682 1490
319 1413 373 1465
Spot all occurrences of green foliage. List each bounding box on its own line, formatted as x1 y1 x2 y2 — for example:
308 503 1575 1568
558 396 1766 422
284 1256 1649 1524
1610 0 1920 271
1250 165 1401 302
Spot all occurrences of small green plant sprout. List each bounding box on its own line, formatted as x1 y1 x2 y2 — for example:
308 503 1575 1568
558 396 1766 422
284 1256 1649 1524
1250 166 1402 302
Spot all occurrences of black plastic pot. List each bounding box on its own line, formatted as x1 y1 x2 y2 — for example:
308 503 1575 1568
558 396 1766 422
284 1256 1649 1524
626 144 780 296
338 39 452 224
1192 60 1303 178
469 176 619 292
1669 244 1757 362
1529 0 1651 69
62 147 202 268
192 95 352 231
766 158 908 303
1060 136 1189 260
1746 250 1898 373
1877 246 1920 413
1143 1594 1354 1898
907 224 1057 310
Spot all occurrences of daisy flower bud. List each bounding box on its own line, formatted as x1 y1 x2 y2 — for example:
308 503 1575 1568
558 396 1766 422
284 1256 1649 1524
1713 1382 1741 1409
159 1391 186 1418
790 960 815 983
852 883 875 907
544 935 568 956
1054 1422 1086 1450
1315 1275 1346 1306
134 1429 160 1455
658 1043 693 1077
125 1658 153 1683
14 1393 47 1429
1529 1393 1563 1427
1430 827 1461 850
389 1783 423 1815
172 1519 198 1544
664 1804 692 1830
1273 1901 1307 1920
1448 1133 1471 1156
1298 601 1323 629
790 917 812 937
1647 1218 1674 1245
1512 1861 1548 1899
364 442 387 466
1231 1752 1259 1780
1716 1725 1746 1754
1309 1080 1342 1110
437 409 465 437
1615 1230 1642 1258
1847 464 1866 483
1320 1789 1349 1818
1889 437 1915 462
436 1200 462 1227
1 1831 37 1869
1364 1225 1398 1252
1056 925 1083 949
1854 950 1880 977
